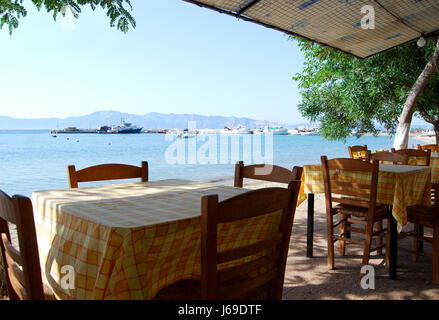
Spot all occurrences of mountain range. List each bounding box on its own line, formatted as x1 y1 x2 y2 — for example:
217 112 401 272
0 111 297 130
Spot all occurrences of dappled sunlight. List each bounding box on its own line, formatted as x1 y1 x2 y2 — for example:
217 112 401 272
281 200 439 300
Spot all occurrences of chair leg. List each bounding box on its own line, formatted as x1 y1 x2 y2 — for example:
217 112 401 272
327 212 335 269
376 220 383 255
433 227 439 284
362 219 374 266
413 224 421 262
340 213 347 256
385 217 391 269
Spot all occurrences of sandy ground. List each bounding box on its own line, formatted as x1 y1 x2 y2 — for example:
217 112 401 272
2 178 439 300
238 180 439 300
411 135 436 145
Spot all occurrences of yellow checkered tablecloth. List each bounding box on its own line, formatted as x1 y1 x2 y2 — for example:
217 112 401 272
407 154 439 184
299 164 432 230
31 179 282 300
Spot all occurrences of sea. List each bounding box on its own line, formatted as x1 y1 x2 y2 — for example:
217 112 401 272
0 130 423 197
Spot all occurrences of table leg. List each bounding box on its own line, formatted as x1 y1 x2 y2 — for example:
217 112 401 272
307 193 314 258
389 215 398 280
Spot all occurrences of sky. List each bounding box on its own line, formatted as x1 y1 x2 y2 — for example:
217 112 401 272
0 0 309 124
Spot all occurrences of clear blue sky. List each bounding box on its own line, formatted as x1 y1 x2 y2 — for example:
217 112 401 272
0 0 309 125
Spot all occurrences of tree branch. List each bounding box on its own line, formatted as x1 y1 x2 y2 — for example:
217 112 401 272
417 103 438 126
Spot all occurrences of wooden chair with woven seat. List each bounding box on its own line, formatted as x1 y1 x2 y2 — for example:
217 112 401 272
418 144 439 153
348 145 368 161
405 204 439 284
321 156 391 269
153 180 301 300
391 148 435 251
234 161 303 187
0 191 55 300
391 148 431 166
391 148 433 201
67 161 148 188
363 151 409 254
364 151 409 165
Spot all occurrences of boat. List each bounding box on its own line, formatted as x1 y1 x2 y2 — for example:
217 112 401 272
51 126 96 134
176 129 197 139
263 126 289 135
223 125 250 134
96 125 111 134
108 121 142 134
177 132 197 139
51 121 59 137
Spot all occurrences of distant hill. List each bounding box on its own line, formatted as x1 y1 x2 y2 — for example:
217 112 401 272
0 111 298 130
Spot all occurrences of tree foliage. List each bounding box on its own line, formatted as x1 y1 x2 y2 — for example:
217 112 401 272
0 0 136 34
292 37 439 142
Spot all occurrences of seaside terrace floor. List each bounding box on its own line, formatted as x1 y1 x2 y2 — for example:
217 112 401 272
1 181 439 300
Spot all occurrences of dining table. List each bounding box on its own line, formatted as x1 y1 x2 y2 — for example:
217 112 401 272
409 152 439 184
298 163 432 280
30 179 284 300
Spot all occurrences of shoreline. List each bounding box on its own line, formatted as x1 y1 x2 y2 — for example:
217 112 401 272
411 134 436 145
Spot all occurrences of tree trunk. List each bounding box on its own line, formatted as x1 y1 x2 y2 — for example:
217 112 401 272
393 38 439 150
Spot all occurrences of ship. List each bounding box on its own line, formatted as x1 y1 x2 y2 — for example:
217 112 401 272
222 125 250 134
107 121 142 134
176 128 197 139
50 126 96 134
96 125 111 134
263 126 289 135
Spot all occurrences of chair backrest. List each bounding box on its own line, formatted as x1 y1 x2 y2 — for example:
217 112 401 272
234 161 303 188
418 144 439 152
321 156 379 214
0 191 44 300
391 148 431 166
67 161 149 188
365 151 409 165
348 145 368 160
200 180 301 300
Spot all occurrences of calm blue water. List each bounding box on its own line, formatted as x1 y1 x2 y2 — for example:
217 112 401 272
0 130 422 196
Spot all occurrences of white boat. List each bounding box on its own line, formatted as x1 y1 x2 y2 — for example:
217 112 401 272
263 126 289 135
223 125 250 134
177 132 197 139
176 129 197 139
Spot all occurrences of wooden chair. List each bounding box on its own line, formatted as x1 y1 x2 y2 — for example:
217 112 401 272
153 180 301 300
418 144 439 153
321 156 391 269
348 145 368 161
392 148 434 201
405 204 439 284
67 161 148 188
391 148 431 166
392 148 436 256
365 151 409 164
234 161 302 187
0 191 55 300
